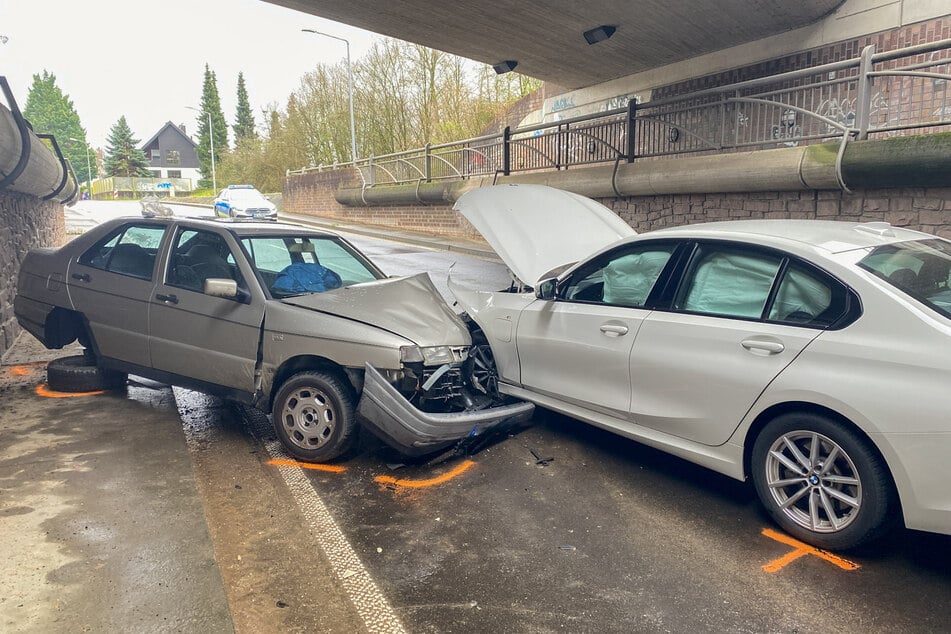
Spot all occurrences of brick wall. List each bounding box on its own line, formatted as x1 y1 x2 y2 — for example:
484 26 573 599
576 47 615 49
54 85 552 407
653 17 951 100
1 191 65 359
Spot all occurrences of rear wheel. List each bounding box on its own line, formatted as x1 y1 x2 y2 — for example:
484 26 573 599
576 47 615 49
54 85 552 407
47 355 127 392
751 412 897 550
271 371 357 462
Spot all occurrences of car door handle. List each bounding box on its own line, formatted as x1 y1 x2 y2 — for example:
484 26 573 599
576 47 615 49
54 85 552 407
741 339 785 354
71 273 90 282
156 293 179 305
600 324 629 337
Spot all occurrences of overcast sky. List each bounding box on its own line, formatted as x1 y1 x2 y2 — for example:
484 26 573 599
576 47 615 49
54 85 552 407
1 0 381 149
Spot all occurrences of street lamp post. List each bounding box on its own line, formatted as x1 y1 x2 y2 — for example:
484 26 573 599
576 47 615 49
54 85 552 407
186 106 217 192
68 137 93 198
302 28 358 164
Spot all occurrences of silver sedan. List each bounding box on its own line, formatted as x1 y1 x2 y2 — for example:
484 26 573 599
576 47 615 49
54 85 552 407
451 184 951 550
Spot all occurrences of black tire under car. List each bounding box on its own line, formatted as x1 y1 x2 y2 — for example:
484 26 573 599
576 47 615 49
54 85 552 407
46 355 127 392
751 412 898 550
271 370 358 462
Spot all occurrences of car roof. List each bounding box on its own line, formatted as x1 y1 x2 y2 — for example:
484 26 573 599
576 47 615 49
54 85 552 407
644 220 933 254
108 215 339 238
181 217 336 237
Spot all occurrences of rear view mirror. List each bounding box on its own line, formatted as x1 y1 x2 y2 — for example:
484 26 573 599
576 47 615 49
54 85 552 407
535 277 557 300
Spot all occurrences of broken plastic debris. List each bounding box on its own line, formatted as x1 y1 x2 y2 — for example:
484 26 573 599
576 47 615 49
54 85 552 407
341 569 357 579
276 601 289 608
558 545 576 551
530 449 554 466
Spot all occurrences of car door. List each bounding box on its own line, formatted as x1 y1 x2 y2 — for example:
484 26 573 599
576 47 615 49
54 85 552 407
66 222 167 367
629 242 843 446
515 242 678 419
148 226 265 392
213 190 229 217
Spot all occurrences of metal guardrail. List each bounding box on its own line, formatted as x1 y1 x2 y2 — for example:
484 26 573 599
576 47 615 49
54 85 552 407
288 38 951 188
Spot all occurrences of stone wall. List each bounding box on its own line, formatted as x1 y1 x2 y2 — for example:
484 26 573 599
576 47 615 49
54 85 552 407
283 164 951 241
283 167 482 240
602 188 951 238
0 191 66 359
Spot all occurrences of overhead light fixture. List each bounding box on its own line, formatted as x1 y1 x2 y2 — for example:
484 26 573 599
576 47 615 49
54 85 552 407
583 25 616 45
492 60 518 74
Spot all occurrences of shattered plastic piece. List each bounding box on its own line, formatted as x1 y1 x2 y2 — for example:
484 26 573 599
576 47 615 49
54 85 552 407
558 545 576 551
530 449 554 466
341 569 358 579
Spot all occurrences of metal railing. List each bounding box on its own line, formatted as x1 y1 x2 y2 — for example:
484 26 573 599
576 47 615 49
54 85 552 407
288 38 951 188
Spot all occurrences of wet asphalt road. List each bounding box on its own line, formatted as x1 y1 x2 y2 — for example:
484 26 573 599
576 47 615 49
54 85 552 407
11 201 951 632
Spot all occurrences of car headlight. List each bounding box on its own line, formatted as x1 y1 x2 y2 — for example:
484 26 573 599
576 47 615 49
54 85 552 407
400 345 469 366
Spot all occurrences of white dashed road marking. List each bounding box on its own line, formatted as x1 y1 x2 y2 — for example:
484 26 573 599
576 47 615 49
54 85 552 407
262 439 406 633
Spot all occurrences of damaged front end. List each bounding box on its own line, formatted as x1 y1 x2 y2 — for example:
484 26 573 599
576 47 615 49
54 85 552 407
357 363 534 456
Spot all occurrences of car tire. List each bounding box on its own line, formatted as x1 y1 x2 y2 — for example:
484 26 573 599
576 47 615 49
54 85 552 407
271 370 357 462
751 412 898 550
467 330 499 399
47 355 127 392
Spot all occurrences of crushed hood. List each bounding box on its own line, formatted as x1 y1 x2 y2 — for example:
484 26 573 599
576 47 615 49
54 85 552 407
281 272 470 347
453 184 637 285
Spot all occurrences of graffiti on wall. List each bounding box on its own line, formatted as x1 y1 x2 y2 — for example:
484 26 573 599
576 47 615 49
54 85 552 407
815 91 889 132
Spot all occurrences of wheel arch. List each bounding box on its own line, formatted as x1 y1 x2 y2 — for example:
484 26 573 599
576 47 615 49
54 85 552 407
742 401 902 517
43 308 86 349
267 354 358 413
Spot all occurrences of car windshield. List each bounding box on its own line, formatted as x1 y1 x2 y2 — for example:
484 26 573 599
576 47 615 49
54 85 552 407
229 188 266 202
858 238 951 318
241 234 383 297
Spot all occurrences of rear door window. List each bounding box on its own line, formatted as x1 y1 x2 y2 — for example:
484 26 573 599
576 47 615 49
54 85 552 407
673 243 854 328
78 223 166 280
675 246 781 318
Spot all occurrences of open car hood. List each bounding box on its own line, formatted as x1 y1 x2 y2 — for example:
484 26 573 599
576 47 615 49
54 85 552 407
453 184 637 285
281 273 469 347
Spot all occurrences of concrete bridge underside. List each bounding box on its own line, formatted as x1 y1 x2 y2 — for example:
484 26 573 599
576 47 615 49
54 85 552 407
265 0 845 89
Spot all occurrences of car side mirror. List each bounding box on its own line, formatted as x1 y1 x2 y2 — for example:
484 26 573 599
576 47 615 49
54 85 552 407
204 278 238 298
535 277 558 300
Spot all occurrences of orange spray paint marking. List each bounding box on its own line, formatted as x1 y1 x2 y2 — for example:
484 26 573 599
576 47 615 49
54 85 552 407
761 528 860 573
10 366 32 377
266 458 347 473
374 459 476 489
35 384 106 398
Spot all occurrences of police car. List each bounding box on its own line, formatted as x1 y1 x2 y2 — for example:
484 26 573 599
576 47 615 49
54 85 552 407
213 184 278 220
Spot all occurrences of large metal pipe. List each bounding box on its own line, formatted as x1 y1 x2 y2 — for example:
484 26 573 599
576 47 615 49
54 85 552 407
332 134 951 206
0 85 78 204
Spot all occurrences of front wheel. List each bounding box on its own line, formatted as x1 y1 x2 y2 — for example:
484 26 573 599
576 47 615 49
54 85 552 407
751 412 898 551
271 371 357 462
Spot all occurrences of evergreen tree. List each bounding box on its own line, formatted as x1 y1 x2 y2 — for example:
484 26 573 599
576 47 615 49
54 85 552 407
233 72 257 142
195 64 229 181
22 70 97 186
103 116 150 177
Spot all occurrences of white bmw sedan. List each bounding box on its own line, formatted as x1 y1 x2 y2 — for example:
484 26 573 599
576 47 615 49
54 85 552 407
451 184 951 550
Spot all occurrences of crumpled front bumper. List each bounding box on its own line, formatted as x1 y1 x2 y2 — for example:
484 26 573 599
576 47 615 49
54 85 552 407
357 363 534 456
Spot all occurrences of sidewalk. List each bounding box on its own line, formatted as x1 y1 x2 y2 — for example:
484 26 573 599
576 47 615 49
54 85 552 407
0 337 233 633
